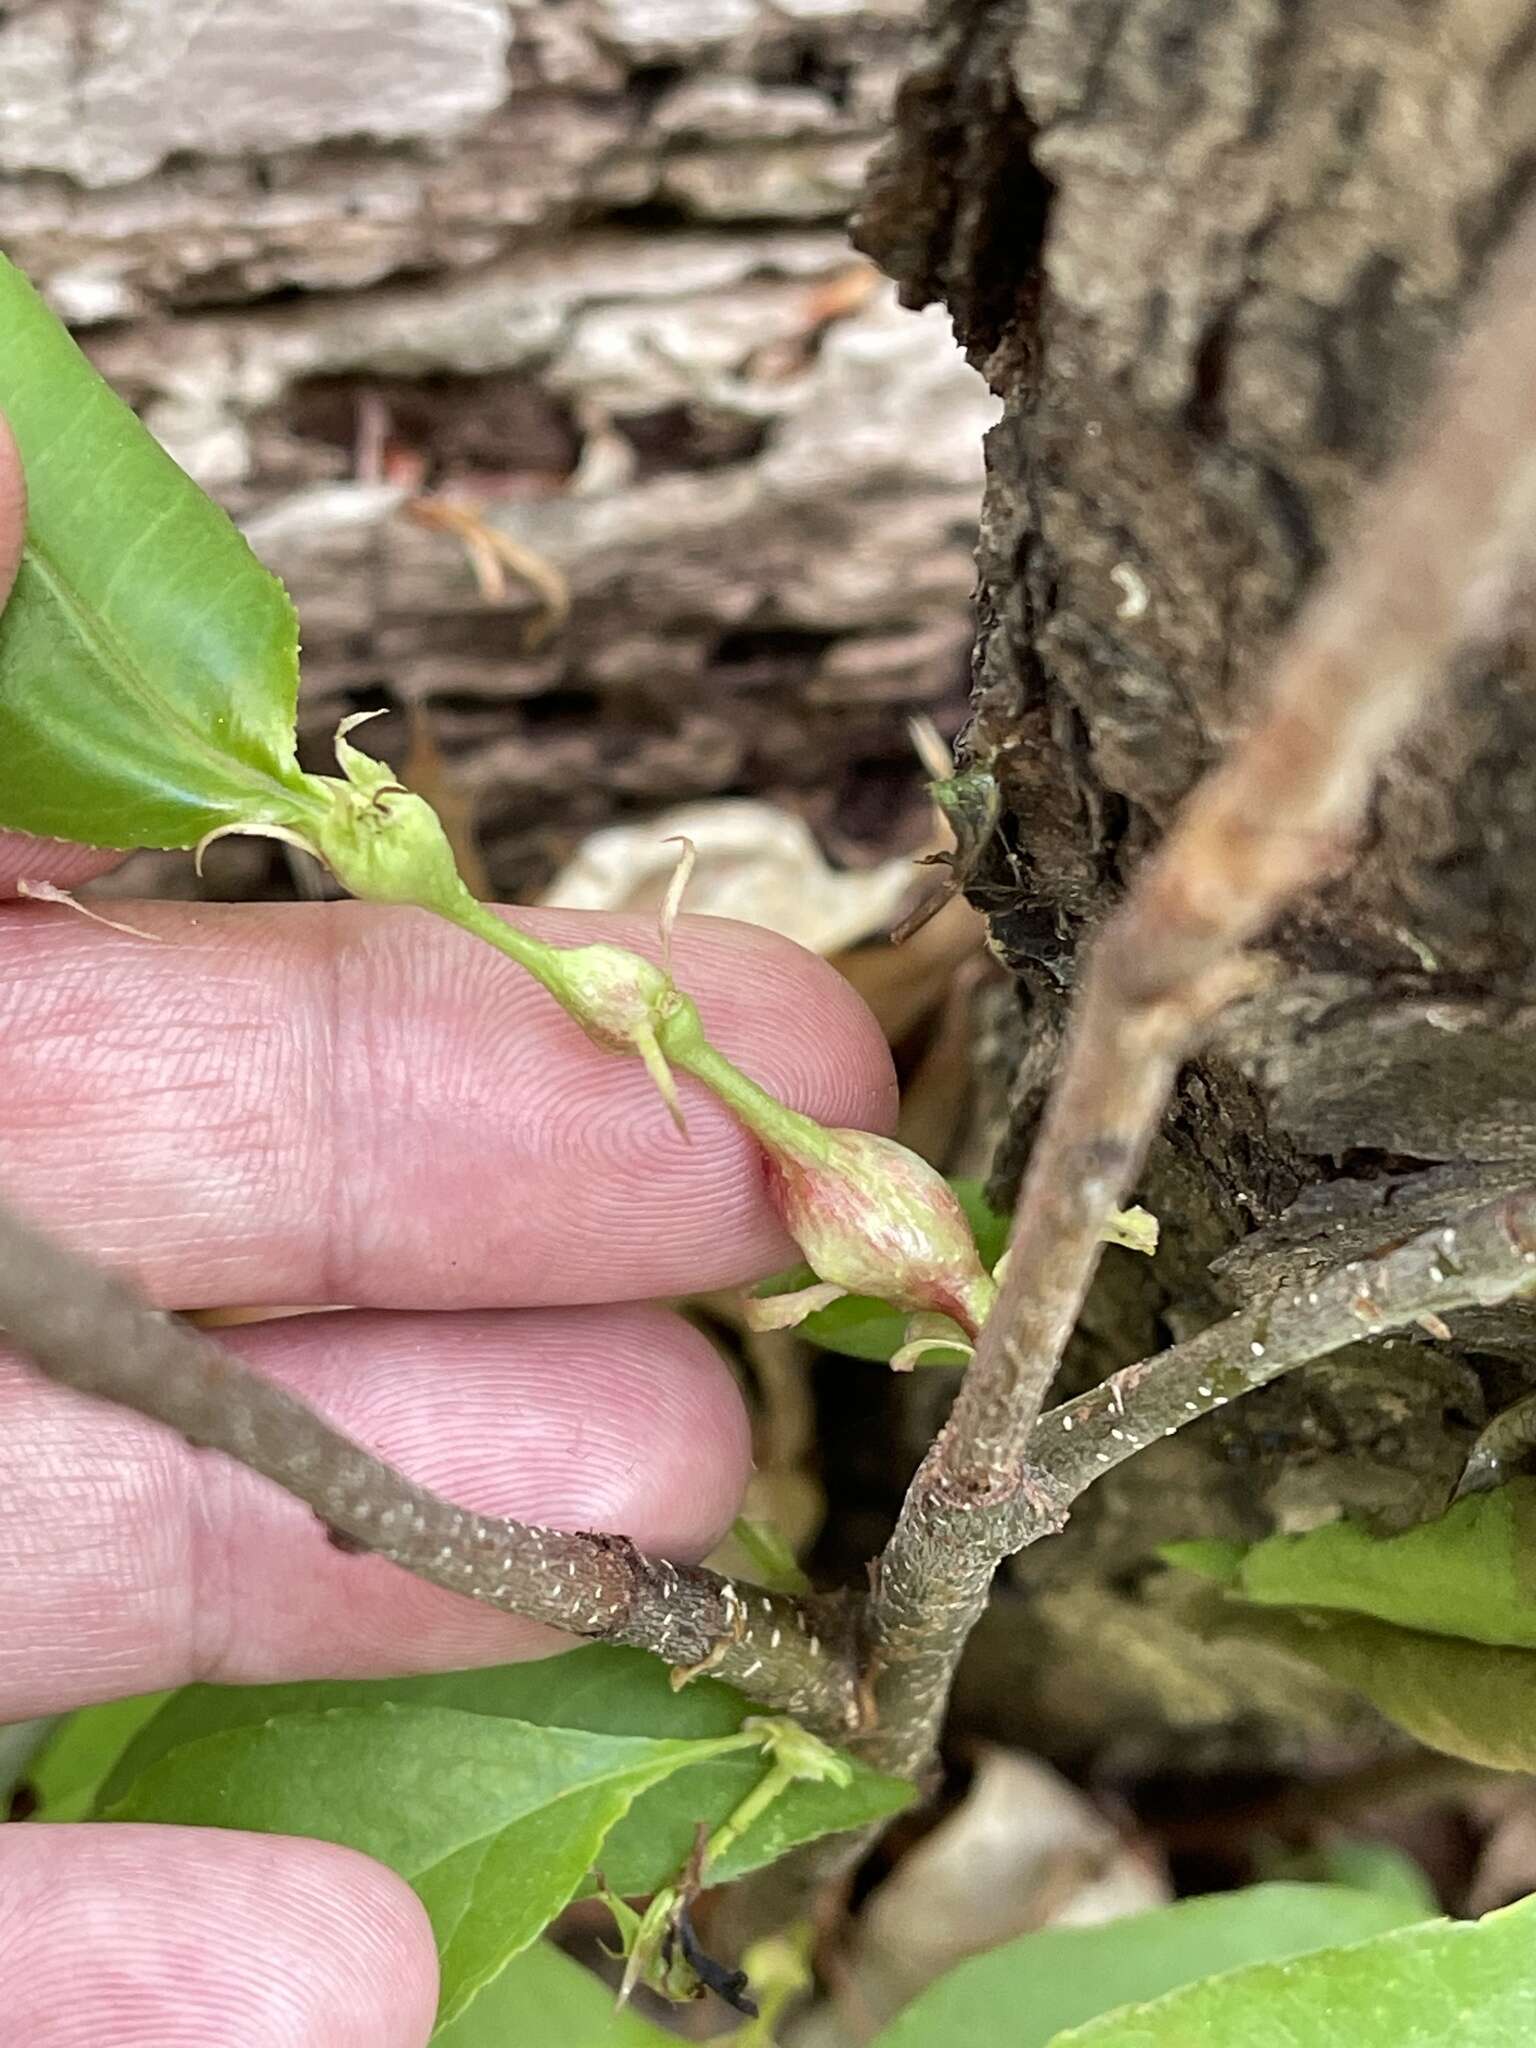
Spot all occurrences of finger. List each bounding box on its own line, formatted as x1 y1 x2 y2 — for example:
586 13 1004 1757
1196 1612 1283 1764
0 901 897 1308
0 1299 751 1717
0 408 22 604
0 1826 438 2048
0 833 123 894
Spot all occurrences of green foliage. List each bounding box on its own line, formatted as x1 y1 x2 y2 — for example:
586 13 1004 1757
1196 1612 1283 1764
1198 1603 1536 1772
1168 1480 1536 1647
108 1705 760 2026
868 1884 1425 2048
1051 1893 1536 2048
49 1651 904 2031
0 255 327 850
432 1940 674 2048
1165 1483 1536 1769
26 1689 169 1821
88 1648 910 1889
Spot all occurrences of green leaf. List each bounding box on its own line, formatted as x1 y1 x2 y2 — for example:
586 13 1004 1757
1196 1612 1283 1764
1161 1484 1536 1769
1257 1837 1440 1918
1192 1480 1536 1648
1048 1892 1536 2048
433 1940 674 2047
25 1690 170 1821
755 1178 1009 1364
869 1885 1424 2048
725 1516 813 1595
0 254 327 849
106 1704 758 2026
95 1648 911 1892
1156 1539 1246 1586
1200 1602 1536 1772
1307 1840 1440 1918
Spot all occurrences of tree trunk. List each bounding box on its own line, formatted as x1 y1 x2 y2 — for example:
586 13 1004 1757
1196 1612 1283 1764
4 0 989 899
854 0 1536 1773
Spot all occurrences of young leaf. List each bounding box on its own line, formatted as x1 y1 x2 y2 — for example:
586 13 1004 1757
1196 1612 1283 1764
724 1516 813 1595
1198 1602 1536 1772
94 1649 911 1902
1047 1892 1536 2048
1259 1837 1440 1919
0 255 328 849
103 1705 759 2027
24 1689 170 1822
1186 1479 1536 1648
868 1884 1424 2048
432 1940 674 2048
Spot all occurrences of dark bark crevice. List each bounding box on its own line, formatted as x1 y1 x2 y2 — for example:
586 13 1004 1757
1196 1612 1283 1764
856 0 1536 1766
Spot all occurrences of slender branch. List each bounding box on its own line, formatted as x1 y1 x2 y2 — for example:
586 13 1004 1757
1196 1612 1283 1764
1031 1190 1536 1495
860 193 1536 1775
0 1194 859 1731
858 1189 1536 1775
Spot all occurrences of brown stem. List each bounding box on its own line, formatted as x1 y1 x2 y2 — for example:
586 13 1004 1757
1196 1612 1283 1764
857 1188 1536 1776
861 193 1536 1777
0 1193 859 1731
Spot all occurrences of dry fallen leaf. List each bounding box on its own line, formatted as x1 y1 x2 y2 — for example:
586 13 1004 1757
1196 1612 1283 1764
799 1747 1168 2045
541 799 923 957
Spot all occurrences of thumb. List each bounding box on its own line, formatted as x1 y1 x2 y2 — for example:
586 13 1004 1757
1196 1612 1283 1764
0 410 23 612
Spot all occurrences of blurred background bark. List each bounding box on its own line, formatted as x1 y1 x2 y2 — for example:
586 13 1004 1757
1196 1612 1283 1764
4 0 992 900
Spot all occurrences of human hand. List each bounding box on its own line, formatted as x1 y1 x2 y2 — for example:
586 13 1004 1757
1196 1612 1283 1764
0 412 897 2045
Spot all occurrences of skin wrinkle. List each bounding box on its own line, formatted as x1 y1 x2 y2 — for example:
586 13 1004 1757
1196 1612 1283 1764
317 884 359 1314
0 900 896 1309
0 1302 753 1713
0 1828 439 2048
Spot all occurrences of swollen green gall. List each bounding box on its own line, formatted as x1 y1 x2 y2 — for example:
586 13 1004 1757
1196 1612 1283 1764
758 1125 998 1336
541 945 708 1133
673 1034 1002 1340
671 1037 998 1338
318 783 470 914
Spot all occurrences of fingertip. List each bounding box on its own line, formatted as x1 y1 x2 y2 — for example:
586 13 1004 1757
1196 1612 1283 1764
0 407 22 604
673 914 900 1139
0 898 899 1306
555 1299 754 1551
0 1825 439 2048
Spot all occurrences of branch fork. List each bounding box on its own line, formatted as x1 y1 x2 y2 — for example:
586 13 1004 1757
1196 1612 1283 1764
5 197 1536 1796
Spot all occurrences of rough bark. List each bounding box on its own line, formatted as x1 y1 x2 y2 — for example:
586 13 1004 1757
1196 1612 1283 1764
3 0 990 899
853 0 1536 1769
